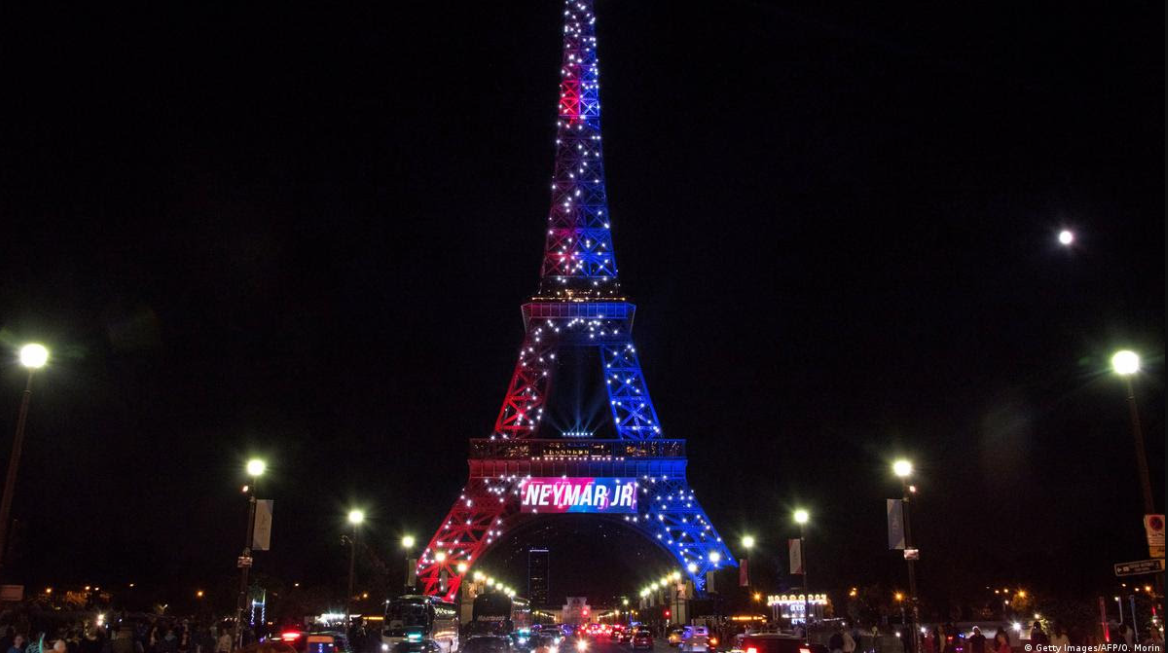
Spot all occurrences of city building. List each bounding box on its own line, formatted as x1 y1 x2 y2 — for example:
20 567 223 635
529 548 550 608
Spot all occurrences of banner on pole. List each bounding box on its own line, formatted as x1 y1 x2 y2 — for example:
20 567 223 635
789 539 803 575
887 499 906 550
705 570 716 594
252 500 274 551
1144 515 1164 558
739 558 749 587
407 558 418 588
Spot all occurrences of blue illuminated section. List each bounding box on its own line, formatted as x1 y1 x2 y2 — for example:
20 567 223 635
601 341 662 440
539 0 619 296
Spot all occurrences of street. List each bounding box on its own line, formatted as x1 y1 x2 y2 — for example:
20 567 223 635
584 639 675 653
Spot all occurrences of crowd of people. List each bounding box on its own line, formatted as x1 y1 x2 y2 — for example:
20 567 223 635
0 617 248 653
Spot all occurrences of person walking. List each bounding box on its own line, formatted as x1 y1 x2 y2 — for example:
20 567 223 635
8 635 27 653
1030 623 1048 649
968 627 986 653
992 628 1011 653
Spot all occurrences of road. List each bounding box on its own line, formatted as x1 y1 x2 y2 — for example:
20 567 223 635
585 639 674 653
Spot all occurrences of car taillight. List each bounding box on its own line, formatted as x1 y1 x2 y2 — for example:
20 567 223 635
710 639 718 646
800 648 812 653
281 633 303 642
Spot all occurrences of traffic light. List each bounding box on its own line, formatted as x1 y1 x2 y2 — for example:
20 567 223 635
664 610 671 618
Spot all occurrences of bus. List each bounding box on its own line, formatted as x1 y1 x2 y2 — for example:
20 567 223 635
383 595 461 653
469 592 532 636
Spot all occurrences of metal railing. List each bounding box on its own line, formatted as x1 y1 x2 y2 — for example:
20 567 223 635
469 438 685 460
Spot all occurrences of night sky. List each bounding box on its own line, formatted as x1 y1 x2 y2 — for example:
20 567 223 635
1 0 1163 613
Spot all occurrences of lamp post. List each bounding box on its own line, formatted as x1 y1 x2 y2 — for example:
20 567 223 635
347 509 365 630
793 509 810 631
893 460 920 653
235 458 266 650
401 535 417 593
741 535 755 604
0 344 48 577
1111 351 1157 515
1111 351 1162 605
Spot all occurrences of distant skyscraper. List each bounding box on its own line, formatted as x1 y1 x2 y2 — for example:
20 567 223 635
529 548 550 607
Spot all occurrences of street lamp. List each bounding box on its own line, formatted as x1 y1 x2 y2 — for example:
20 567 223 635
893 460 913 479
346 510 365 629
793 510 810 630
1111 351 1156 513
0 344 49 577
401 535 417 592
892 460 921 653
1111 350 1162 604
235 458 266 649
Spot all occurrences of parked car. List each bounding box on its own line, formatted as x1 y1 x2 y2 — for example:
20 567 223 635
668 629 686 647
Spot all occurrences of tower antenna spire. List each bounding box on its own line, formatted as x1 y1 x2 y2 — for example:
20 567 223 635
538 0 619 298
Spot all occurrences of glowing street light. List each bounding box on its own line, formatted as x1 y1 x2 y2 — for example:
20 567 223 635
401 535 417 593
18 344 48 369
708 551 721 564
892 460 921 653
1112 350 1140 376
246 459 267 478
742 535 755 550
686 562 698 574
1110 349 1160 599
346 508 366 627
1057 230 1074 246
0 343 50 576
235 456 268 649
793 509 810 625
892 460 913 479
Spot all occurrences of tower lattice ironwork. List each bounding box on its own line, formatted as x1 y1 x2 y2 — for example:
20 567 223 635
416 0 734 602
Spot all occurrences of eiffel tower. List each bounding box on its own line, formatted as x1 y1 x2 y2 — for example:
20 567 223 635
416 0 734 601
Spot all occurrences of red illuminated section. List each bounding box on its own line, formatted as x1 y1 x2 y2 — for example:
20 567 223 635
557 2 598 124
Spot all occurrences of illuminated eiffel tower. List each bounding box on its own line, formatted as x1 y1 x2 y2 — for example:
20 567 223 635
416 0 735 601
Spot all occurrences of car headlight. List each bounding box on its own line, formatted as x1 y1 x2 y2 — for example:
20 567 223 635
382 646 390 652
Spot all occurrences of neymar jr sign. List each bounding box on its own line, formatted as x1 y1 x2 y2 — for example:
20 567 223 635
520 477 637 513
